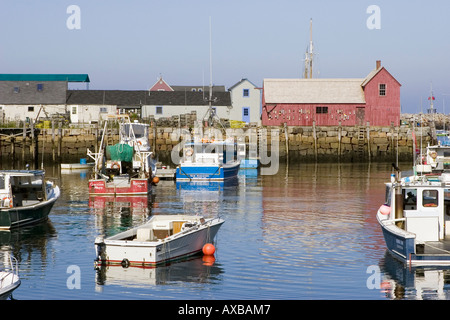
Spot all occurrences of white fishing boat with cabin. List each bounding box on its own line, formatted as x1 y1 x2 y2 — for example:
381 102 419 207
94 214 224 267
415 133 450 174
0 170 60 229
377 164 450 266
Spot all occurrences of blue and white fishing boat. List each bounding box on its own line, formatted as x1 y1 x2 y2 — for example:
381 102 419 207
176 139 240 181
175 20 241 182
377 164 450 266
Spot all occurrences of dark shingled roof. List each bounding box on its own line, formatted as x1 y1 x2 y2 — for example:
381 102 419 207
66 90 231 106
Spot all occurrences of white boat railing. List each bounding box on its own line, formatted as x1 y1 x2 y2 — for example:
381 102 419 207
382 218 406 224
1 254 19 288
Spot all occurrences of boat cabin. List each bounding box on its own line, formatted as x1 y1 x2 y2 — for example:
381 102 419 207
182 141 238 165
136 220 183 241
0 170 48 208
387 174 450 242
121 122 150 152
424 144 450 172
108 215 207 242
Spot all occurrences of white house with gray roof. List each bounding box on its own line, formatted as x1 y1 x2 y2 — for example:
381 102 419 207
228 78 261 124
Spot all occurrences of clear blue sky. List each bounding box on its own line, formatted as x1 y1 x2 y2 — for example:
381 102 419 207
1 0 449 114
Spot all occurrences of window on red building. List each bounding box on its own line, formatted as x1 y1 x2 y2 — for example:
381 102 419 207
379 84 386 96
316 106 328 114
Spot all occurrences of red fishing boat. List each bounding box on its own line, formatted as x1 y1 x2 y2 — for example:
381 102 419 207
87 115 158 197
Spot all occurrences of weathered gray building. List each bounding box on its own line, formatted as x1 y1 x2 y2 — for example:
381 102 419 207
0 74 90 122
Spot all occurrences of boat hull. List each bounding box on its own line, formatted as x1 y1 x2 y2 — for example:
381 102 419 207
0 187 60 230
95 218 224 267
176 162 240 181
88 178 151 196
0 272 20 300
61 163 94 170
377 211 450 266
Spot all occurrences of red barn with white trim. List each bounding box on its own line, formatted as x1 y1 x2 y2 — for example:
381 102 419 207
262 61 401 127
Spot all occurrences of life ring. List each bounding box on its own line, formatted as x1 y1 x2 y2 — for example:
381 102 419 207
430 151 438 159
185 148 193 157
2 197 12 208
111 161 120 170
121 258 130 268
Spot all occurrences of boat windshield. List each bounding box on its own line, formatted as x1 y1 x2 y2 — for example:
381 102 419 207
423 189 438 207
123 124 148 139
385 185 392 205
0 176 5 190
402 188 417 210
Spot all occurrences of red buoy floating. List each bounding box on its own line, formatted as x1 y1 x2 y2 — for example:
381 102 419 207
202 243 216 256
152 176 160 184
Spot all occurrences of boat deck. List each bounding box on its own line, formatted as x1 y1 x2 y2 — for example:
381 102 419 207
156 168 176 180
417 240 450 255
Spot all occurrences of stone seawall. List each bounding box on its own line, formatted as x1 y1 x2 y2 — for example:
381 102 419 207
0 124 431 163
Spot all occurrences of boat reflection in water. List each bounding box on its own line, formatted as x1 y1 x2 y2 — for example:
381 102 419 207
89 195 152 215
380 252 450 299
95 253 224 290
176 176 240 200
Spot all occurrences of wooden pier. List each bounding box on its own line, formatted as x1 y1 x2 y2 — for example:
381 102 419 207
0 122 40 168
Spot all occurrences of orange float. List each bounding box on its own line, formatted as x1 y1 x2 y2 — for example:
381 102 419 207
202 243 215 256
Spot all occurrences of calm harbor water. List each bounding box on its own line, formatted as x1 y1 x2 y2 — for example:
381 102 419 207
2 161 450 300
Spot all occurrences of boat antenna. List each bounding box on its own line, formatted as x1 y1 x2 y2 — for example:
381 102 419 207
202 16 224 131
209 16 213 107
420 97 423 165
303 18 314 79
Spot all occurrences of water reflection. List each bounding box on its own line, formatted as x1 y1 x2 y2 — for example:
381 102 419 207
95 255 224 290
380 252 450 299
0 222 57 267
175 177 240 218
7 160 450 299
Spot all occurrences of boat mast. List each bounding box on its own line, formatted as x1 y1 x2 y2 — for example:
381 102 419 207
208 15 214 125
203 16 223 130
428 82 435 114
303 18 314 79
428 82 437 144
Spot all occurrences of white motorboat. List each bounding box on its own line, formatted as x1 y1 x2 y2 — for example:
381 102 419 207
0 170 60 229
0 253 20 300
94 214 224 267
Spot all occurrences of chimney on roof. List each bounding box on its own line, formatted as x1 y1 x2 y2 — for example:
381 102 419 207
376 60 381 69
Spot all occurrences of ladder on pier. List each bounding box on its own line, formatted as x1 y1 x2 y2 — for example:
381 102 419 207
357 126 365 159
